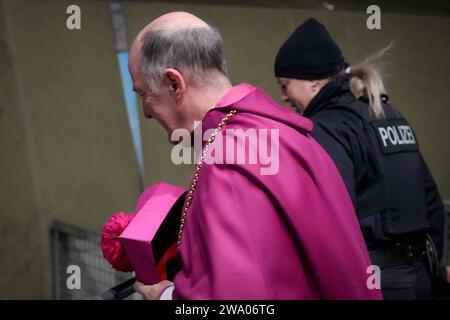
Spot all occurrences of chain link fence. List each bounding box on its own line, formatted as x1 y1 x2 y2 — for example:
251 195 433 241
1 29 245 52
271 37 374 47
50 220 136 300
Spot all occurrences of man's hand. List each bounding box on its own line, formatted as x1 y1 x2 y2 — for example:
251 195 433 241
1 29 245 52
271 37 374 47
133 280 174 300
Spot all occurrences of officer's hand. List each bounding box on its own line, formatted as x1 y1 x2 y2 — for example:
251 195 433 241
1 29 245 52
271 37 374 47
133 280 173 300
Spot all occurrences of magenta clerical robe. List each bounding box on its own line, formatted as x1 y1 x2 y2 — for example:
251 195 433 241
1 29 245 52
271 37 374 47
172 83 383 300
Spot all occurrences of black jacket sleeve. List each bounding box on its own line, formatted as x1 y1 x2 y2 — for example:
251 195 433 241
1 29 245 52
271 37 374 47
421 155 446 261
309 110 368 209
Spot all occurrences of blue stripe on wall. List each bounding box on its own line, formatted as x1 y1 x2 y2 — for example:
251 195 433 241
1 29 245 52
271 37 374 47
117 51 144 188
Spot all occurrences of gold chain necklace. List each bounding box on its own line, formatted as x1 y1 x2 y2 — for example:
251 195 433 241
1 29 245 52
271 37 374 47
176 109 237 247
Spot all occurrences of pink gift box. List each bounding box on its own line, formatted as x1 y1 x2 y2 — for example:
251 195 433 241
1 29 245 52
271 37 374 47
118 182 185 284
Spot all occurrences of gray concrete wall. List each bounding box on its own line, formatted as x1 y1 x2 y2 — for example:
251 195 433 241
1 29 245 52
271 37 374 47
0 0 448 298
0 2 46 298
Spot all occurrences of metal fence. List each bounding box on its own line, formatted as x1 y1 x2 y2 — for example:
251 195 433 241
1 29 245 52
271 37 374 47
50 220 135 300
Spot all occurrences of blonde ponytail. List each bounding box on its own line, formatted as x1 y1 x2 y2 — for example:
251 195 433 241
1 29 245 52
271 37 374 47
348 65 386 118
345 43 393 119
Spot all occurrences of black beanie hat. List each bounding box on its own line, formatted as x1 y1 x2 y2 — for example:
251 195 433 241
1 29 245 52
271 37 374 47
274 18 348 80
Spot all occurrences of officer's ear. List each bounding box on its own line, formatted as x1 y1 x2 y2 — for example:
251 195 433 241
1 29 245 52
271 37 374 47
311 79 328 94
311 80 320 94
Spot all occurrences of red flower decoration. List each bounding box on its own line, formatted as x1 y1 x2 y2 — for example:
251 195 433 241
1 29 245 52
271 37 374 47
101 212 135 272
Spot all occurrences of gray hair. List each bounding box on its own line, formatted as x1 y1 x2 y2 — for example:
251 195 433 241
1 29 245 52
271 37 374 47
140 26 229 90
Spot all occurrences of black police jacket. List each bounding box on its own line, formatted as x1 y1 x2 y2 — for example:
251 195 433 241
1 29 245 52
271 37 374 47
303 74 445 259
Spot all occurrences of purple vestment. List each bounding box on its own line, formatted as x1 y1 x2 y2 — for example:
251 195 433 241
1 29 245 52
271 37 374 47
172 83 383 300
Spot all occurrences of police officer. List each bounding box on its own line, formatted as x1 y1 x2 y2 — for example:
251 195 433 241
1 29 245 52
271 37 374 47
274 18 445 299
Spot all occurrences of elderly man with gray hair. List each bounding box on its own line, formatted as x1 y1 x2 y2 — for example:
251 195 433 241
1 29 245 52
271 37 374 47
128 12 382 300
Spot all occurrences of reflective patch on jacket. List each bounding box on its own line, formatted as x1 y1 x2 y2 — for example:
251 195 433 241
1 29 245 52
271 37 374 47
371 119 418 154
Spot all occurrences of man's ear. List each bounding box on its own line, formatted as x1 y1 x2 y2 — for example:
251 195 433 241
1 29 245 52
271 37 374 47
163 68 186 101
